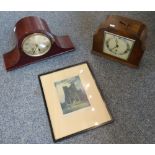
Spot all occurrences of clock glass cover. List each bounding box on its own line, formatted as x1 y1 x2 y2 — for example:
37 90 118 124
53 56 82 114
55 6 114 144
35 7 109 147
22 33 52 57
103 31 135 60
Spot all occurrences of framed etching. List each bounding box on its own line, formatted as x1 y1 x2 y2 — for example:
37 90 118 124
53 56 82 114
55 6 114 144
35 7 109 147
38 62 113 142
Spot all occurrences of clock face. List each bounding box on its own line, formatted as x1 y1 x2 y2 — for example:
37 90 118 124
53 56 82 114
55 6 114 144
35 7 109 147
22 33 52 57
103 31 135 60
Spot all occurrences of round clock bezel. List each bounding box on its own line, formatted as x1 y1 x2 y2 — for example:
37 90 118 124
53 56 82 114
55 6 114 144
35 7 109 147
21 33 54 57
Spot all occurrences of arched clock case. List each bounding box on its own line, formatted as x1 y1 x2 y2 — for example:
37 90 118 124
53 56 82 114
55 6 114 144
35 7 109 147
3 16 75 71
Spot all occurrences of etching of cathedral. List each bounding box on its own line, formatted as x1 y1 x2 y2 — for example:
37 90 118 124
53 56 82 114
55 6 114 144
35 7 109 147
55 76 90 114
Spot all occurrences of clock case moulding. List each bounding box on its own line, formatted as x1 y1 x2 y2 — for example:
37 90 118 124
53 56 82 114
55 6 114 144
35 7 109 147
92 15 147 68
3 16 75 71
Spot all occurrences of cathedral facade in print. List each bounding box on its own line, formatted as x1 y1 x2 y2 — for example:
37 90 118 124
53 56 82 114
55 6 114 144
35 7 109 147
55 76 90 114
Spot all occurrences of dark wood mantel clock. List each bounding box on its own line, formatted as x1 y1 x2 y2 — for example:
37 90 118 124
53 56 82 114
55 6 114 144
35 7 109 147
3 16 75 71
92 15 147 68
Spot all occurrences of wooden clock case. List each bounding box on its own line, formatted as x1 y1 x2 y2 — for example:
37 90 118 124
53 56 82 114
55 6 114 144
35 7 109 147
92 15 147 68
3 16 75 71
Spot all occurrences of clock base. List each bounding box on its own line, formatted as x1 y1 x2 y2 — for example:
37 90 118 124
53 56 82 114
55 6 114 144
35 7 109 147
92 50 143 68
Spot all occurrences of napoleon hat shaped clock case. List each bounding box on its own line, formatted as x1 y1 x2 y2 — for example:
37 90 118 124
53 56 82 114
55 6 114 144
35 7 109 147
3 16 75 71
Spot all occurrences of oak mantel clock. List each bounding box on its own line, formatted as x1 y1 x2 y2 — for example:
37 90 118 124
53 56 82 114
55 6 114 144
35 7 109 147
3 16 75 71
92 15 147 68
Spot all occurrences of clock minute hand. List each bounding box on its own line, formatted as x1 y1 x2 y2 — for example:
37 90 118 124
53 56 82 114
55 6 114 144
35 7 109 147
110 43 119 50
111 39 119 50
115 38 119 46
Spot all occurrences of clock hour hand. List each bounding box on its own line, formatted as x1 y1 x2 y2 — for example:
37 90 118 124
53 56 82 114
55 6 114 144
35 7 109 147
111 46 117 50
33 44 38 54
110 43 119 51
32 48 36 54
110 38 119 50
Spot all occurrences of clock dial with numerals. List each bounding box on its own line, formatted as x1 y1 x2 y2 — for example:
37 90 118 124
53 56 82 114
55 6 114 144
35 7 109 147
103 31 135 60
22 33 52 57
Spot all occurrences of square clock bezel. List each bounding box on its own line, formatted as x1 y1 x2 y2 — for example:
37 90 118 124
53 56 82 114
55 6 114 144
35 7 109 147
103 31 136 61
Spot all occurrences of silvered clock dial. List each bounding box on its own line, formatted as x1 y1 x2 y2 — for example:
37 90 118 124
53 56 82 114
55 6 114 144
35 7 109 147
22 33 52 57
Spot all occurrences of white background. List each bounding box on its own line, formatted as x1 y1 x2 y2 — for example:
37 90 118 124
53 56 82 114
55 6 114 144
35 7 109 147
0 0 154 11
0 144 154 155
0 0 154 153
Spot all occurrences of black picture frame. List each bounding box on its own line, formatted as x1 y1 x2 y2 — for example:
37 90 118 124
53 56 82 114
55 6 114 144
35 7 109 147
38 62 113 142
